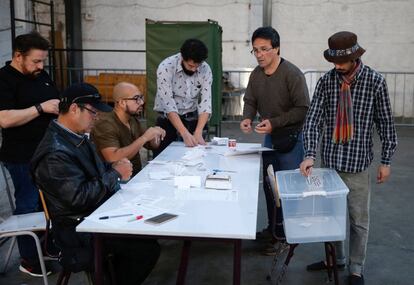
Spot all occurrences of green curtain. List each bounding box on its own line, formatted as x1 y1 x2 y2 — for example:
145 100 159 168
145 20 223 132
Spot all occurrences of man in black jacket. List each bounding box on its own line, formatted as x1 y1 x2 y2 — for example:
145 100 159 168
31 83 160 284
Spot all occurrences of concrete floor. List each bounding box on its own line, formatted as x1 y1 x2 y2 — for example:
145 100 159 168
1 122 413 285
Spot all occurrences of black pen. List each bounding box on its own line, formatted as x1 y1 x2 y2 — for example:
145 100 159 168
99 214 133 220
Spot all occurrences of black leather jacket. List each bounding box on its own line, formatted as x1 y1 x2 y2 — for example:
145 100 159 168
31 120 121 225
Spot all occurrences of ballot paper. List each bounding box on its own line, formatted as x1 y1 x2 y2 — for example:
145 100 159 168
223 146 273 156
149 171 174 180
182 148 205 160
174 176 202 189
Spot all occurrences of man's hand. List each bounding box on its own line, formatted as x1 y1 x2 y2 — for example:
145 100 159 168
377 165 391 184
112 158 133 181
143 127 166 143
300 158 314 177
181 130 198 147
193 130 206 145
41 99 60 115
240 119 252 134
254 119 272 134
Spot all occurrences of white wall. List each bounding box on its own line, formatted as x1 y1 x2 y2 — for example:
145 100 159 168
2 0 413 72
273 0 414 72
80 0 414 72
81 0 262 69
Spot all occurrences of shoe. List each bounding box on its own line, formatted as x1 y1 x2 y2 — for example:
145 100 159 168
19 259 52 277
262 242 290 256
306 260 346 271
349 274 364 285
256 228 272 241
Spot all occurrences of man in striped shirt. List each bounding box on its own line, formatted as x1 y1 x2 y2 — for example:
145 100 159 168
300 31 397 285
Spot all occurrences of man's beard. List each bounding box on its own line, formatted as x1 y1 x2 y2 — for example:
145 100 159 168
181 63 195 76
23 67 42 79
126 104 141 116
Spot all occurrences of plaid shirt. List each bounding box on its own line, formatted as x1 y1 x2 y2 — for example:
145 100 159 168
303 63 397 173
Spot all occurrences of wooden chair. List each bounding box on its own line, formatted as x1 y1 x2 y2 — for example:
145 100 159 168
39 190 95 285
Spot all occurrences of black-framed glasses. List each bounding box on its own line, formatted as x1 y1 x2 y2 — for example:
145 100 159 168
78 104 98 117
250 47 274 55
122 94 145 103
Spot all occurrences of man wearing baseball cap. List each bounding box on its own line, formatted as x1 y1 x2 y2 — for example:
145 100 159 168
300 32 397 285
31 82 160 284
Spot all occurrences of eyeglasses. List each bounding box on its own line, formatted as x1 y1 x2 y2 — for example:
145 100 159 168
122 94 145 103
78 104 98 117
250 47 274 55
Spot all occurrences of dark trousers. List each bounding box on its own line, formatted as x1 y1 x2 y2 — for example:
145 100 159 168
54 222 160 285
4 162 40 262
262 133 304 238
152 116 198 158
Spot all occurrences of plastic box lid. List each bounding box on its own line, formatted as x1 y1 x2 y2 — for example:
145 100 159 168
276 168 349 199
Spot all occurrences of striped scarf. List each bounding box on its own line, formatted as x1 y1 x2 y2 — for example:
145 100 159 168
332 60 361 144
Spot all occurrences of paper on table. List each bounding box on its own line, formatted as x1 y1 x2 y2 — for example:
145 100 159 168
224 146 273 156
120 181 152 192
149 171 174 180
182 148 205 160
174 176 201 189
123 195 185 215
174 188 238 202
148 160 171 165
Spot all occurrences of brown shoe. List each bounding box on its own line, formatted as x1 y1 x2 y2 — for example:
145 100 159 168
262 242 290 256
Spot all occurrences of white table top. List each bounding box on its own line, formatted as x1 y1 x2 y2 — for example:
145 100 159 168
76 142 261 240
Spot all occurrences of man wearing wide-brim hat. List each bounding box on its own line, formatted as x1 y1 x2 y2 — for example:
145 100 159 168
299 31 398 285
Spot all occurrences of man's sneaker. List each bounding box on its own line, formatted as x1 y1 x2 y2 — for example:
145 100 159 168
349 274 364 285
19 259 52 277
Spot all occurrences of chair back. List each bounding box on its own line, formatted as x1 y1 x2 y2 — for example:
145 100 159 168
38 189 58 258
0 162 15 212
266 164 286 240
266 164 280 208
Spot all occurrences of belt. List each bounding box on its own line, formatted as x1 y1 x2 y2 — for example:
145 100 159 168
179 110 198 119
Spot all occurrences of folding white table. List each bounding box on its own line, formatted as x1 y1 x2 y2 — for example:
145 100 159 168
76 142 261 285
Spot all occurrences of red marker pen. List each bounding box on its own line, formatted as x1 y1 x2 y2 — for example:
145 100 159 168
127 215 143 222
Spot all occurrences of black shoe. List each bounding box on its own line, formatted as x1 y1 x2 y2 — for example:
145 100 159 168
19 259 52 277
349 274 364 285
256 228 272 241
306 260 346 271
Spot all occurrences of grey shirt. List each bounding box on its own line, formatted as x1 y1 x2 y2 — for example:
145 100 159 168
243 58 310 134
154 53 212 116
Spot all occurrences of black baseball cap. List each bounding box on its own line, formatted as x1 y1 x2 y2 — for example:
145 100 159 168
61 83 112 112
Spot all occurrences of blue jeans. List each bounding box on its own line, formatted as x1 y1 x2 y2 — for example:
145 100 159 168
4 162 40 262
262 133 304 233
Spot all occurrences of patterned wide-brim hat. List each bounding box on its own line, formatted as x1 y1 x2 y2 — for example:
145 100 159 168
324 31 365 63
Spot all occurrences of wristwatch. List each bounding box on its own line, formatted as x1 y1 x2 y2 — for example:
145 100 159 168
35 103 44 114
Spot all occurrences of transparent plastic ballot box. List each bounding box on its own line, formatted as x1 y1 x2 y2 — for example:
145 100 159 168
275 168 349 244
